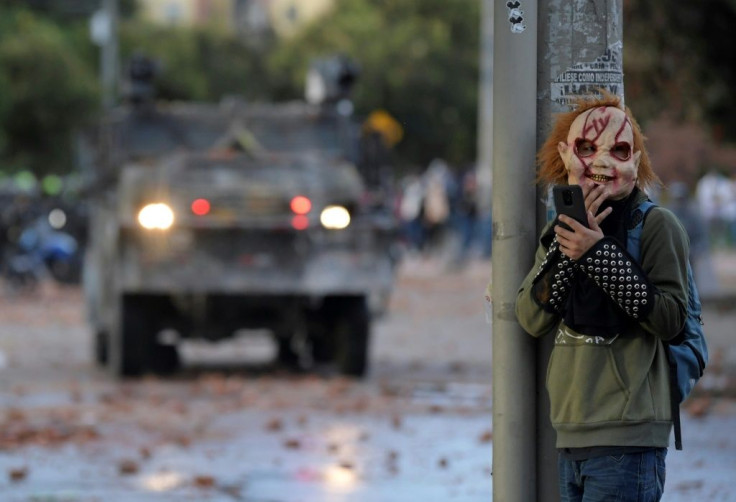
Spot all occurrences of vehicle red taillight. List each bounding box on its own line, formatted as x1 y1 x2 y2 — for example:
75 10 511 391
290 195 312 215
191 198 211 216
291 215 309 230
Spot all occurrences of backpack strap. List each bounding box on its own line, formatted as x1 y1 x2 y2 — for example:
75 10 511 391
626 199 684 450
626 200 656 259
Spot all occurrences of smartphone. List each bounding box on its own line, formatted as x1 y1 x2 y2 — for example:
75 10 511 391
552 185 589 230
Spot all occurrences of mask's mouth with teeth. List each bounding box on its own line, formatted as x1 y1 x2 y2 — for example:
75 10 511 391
588 173 613 183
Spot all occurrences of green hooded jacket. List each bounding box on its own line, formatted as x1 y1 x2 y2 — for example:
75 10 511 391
515 189 689 448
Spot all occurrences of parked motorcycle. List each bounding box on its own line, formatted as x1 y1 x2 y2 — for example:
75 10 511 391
2 211 81 290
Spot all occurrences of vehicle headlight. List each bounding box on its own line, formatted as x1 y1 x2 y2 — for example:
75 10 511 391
138 203 174 230
320 205 351 230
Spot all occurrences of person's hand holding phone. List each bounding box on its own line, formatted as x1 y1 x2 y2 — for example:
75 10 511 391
580 183 612 222
554 184 612 261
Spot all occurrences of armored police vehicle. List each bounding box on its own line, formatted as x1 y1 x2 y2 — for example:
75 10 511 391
84 57 398 378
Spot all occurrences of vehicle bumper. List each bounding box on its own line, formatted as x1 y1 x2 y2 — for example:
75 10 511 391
117 226 396 295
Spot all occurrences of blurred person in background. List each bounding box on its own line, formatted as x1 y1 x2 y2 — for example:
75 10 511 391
397 171 426 253
451 167 479 266
665 182 719 294
695 169 734 248
421 158 455 256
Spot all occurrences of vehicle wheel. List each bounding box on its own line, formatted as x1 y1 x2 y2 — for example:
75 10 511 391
273 328 299 370
308 322 333 364
276 337 300 371
94 330 109 365
149 343 180 375
310 334 334 364
330 296 370 378
48 256 82 284
108 295 149 377
110 295 181 377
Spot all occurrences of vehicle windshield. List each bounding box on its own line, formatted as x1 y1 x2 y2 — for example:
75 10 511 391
119 106 356 160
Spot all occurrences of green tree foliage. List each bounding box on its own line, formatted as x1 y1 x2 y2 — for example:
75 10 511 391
5 0 736 181
0 9 99 176
120 22 209 101
624 1 736 141
267 0 480 168
119 22 273 102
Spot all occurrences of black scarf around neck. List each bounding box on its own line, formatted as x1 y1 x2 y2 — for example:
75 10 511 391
562 189 639 337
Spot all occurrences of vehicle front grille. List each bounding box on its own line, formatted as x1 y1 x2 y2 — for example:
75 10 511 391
174 188 291 222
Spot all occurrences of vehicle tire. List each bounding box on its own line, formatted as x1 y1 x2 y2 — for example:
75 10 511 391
149 343 180 375
276 333 301 369
330 296 370 378
310 333 334 364
48 256 82 284
308 321 333 364
109 295 149 377
94 330 109 365
110 295 181 377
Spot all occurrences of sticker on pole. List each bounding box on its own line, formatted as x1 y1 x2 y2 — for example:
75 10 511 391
551 43 624 105
506 1 526 33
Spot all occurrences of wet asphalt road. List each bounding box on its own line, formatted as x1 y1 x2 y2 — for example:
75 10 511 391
0 257 494 502
1 255 735 501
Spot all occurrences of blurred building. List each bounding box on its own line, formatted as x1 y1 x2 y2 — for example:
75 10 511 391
137 0 235 29
137 0 335 38
267 0 334 37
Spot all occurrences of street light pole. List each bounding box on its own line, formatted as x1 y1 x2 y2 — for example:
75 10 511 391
100 0 118 110
476 0 493 229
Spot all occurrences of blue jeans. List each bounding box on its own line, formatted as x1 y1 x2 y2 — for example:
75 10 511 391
558 449 666 502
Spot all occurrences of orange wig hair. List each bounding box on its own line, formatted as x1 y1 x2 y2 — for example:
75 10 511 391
536 92 660 193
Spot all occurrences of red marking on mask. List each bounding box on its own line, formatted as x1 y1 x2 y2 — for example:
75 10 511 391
581 108 613 142
615 117 631 143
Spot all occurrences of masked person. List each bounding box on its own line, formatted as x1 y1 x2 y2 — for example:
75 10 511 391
514 92 688 502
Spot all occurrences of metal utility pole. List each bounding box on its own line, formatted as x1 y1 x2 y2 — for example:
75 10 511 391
101 0 119 110
476 0 493 227
91 0 119 110
490 1 624 501
490 1 538 500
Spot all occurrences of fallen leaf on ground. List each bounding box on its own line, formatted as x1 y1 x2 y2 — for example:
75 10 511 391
265 418 283 432
283 438 301 449
8 466 28 482
193 475 216 488
685 397 711 417
479 430 493 443
118 459 139 475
